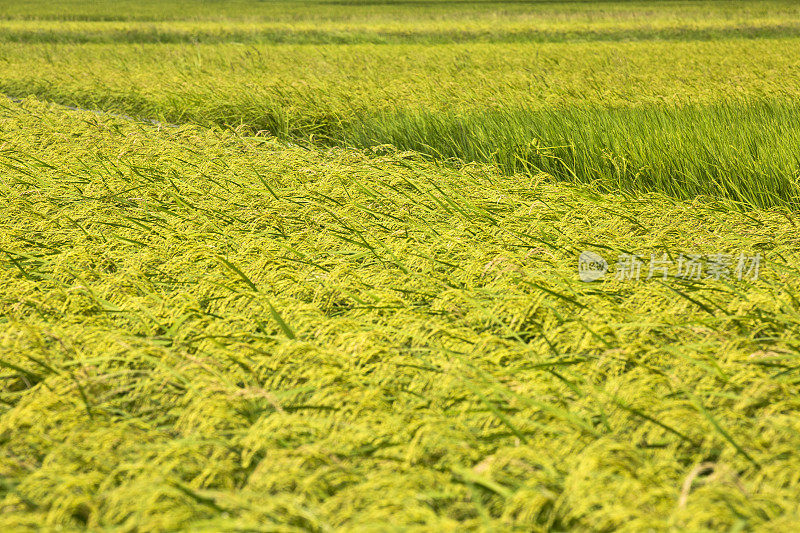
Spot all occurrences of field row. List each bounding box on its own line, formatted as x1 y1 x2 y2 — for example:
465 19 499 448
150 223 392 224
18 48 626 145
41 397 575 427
3 20 800 44
2 0 798 24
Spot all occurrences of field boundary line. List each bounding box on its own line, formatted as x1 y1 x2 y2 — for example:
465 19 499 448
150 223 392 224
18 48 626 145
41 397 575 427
2 92 178 128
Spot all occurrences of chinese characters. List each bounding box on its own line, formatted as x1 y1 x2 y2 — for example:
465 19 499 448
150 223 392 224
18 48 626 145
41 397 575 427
579 251 760 282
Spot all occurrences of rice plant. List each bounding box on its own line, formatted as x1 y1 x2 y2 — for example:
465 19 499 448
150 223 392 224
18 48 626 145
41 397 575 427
3 1 800 530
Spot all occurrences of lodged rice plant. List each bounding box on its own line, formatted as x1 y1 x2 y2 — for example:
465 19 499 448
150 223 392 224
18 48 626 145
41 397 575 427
2 98 800 530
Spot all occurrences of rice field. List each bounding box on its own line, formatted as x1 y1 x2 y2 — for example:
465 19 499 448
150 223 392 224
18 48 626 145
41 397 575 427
5 31 800 206
3 1 800 531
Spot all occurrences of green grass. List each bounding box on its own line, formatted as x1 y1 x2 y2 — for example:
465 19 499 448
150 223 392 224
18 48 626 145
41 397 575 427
342 100 800 207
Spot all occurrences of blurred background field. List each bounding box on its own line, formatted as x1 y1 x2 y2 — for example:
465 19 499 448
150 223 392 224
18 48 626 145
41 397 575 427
3 0 800 206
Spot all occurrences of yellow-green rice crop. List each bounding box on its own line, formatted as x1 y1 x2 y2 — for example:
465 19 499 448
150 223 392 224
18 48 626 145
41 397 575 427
3 97 800 531
4 1 800 530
